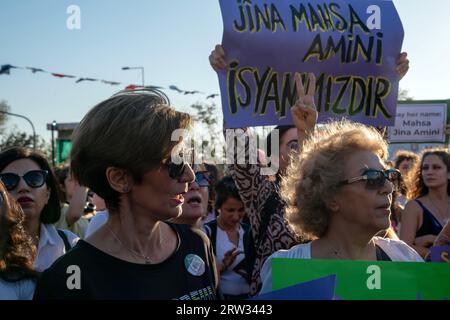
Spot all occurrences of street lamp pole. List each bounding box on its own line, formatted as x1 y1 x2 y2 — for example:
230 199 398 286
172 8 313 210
51 121 56 166
121 66 145 86
0 110 36 149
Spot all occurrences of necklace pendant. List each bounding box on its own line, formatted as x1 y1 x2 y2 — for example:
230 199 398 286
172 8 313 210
144 257 152 264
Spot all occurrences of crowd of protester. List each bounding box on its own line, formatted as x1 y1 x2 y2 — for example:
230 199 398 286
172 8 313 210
1 44 449 300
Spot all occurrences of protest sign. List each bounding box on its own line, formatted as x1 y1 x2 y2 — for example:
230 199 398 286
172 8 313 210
430 246 450 263
218 0 404 128
388 103 448 143
252 275 336 300
272 258 450 300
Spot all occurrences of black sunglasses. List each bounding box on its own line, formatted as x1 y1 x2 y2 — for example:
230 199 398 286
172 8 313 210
341 169 401 190
0 170 49 191
163 158 188 180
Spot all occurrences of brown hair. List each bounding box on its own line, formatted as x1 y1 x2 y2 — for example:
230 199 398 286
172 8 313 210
0 182 37 281
54 163 70 203
282 120 388 240
0 147 62 224
394 150 418 169
407 148 450 200
70 88 192 211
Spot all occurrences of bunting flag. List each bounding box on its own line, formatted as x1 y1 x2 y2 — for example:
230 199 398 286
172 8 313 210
26 67 45 73
75 77 98 83
101 80 121 85
184 90 203 95
1 62 220 99
52 73 76 78
0 64 18 75
169 85 183 93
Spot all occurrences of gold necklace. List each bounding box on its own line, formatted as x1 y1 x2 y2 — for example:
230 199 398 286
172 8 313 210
106 223 152 264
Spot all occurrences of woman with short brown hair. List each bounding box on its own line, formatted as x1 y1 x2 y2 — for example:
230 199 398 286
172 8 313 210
33 88 220 300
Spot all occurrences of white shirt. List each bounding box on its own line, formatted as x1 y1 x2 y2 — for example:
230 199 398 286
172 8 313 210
0 278 36 300
259 237 423 295
216 226 250 296
85 210 109 238
34 223 79 272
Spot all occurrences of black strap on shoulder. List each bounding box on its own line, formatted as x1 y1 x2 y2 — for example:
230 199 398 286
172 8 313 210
57 229 72 252
375 245 392 261
204 221 218 255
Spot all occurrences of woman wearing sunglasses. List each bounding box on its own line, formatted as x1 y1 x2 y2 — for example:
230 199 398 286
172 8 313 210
400 148 450 258
210 45 411 296
0 147 78 272
259 120 422 294
33 88 219 300
0 181 38 299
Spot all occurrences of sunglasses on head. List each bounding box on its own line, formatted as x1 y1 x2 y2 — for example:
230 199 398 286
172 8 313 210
341 168 401 190
0 170 48 191
194 171 210 187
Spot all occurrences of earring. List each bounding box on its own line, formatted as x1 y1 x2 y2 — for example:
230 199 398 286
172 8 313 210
122 186 130 193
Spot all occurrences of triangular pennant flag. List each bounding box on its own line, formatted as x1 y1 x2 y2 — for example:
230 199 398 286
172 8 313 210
169 85 183 93
146 85 164 90
101 80 121 85
76 77 98 83
125 84 143 90
52 73 76 78
0 64 18 75
184 90 203 95
26 67 45 73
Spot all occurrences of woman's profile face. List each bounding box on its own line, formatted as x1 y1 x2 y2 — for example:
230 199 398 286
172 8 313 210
129 155 195 222
0 158 50 222
334 150 393 235
421 154 450 189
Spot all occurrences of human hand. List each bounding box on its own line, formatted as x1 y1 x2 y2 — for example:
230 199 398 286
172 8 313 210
434 221 450 246
291 72 318 135
221 247 243 272
396 52 409 80
414 234 437 248
209 44 227 72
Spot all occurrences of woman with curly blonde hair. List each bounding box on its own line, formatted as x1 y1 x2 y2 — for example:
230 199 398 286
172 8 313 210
0 181 38 299
260 120 422 294
400 148 450 258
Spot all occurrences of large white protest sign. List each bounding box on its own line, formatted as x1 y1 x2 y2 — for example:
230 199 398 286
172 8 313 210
388 103 447 143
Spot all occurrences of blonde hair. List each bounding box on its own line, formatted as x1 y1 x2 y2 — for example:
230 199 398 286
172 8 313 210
282 120 388 240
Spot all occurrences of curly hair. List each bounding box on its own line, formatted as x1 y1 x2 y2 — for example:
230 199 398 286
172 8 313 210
406 148 450 200
0 182 37 281
281 120 388 240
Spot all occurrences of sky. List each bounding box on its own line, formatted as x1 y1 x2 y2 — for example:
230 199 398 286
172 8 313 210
1 0 450 143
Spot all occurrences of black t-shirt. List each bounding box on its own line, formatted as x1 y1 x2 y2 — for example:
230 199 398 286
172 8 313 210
33 223 219 300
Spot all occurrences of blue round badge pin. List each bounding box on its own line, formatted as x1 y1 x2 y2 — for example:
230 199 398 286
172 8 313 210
184 254 205 276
